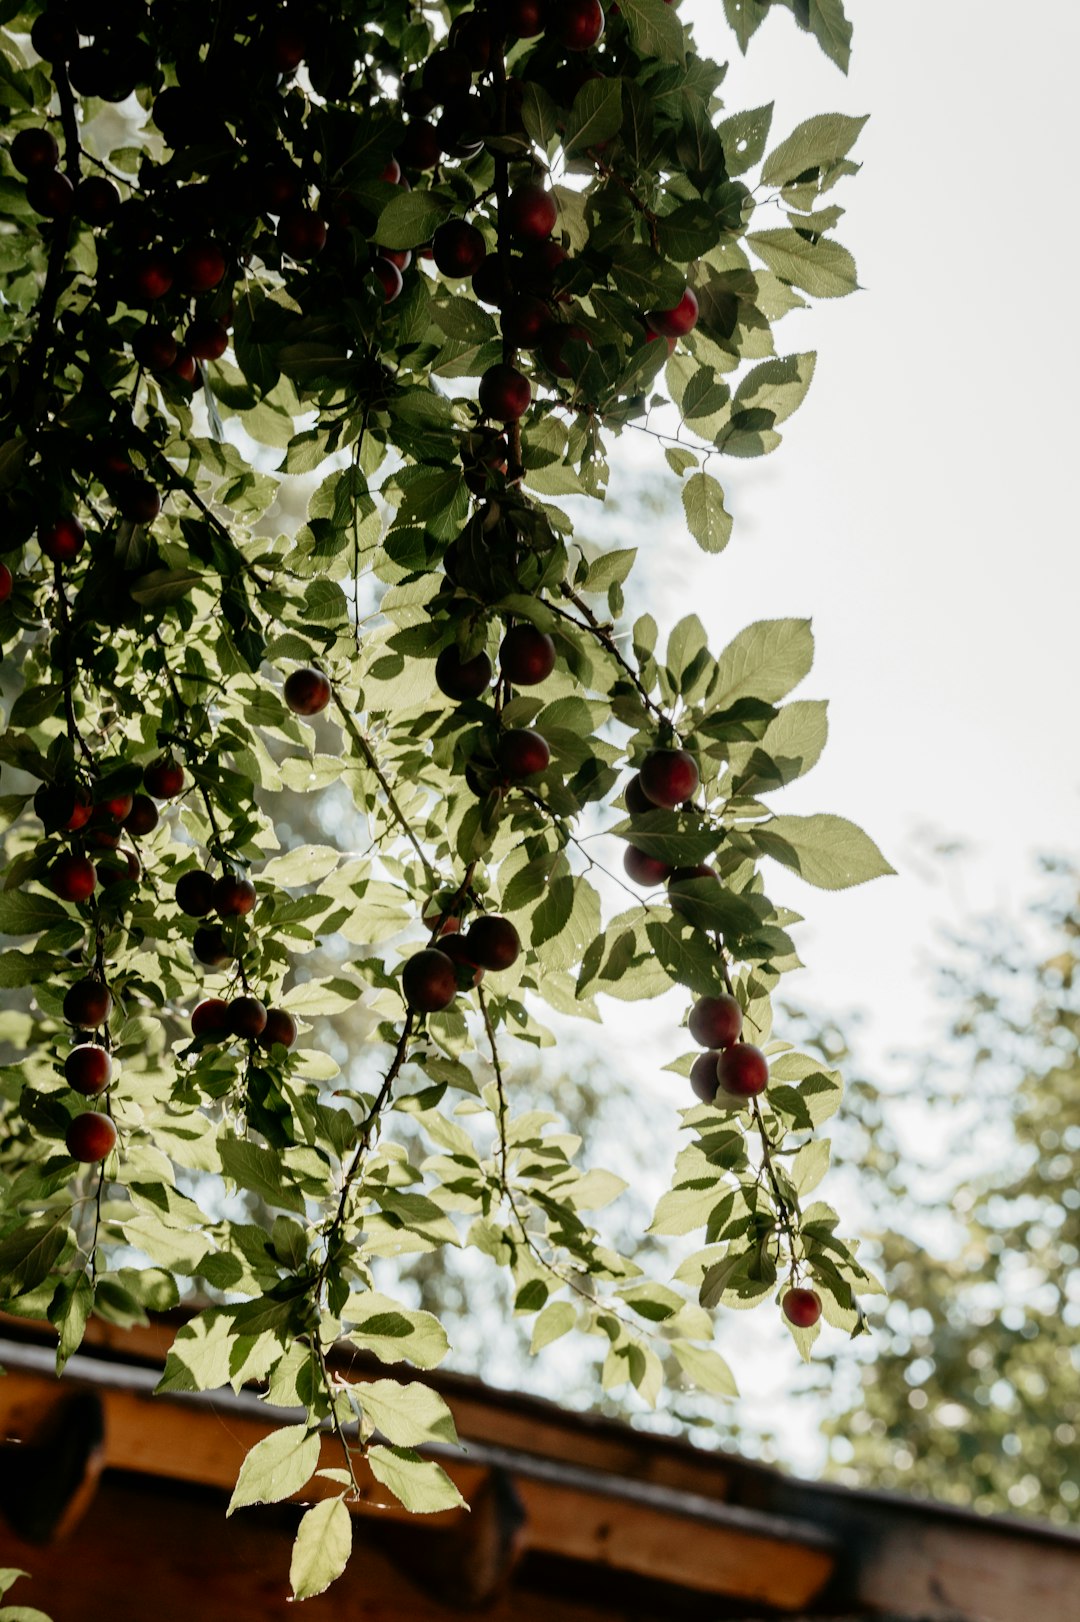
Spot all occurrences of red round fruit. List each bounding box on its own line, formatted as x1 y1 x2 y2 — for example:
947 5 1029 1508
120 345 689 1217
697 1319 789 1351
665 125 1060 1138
623 846 672 887
172 348 197 385
435 645 492 702
228 995 268 1039
716 1043 769 1098
440 933 484 987
132 325 179 373
0 562 13 604
261 162 305 212
497 727 551 780
193 924 234 967
624 774 652 815
186 318 229 360
402 947 458 1013
449 12 495 70
284 667 332 715
50 853 97 903
432 219 487 278
144 756 185 800
98 850 140 889
646 288 699 339
278 209 328 258
123 794 159 837
553 0 606 50
465 915 521 972
38 515 85 563
260 1008 298 1049
63 979 112 1029
213 874 256 918
373 257 403 303
130 249 174 303
499 624 556 686
191 997 232 1039
423 898 462 937
506 183 558 242
689 994 743 1050
115 477 161 524
397 121 441 171
507 0 546 36
66 1111 117 1164
175 868 215 917
381 157 402 184
65 787 93 831
26 169 74 217
31 12 78 61
379 246 412 271
93 789 133 823
176 237 227 292
267 19 306 71
65 1044 113 1096
422 47 472 102
472 254 505 307
689 1051 721 1104
11 128 59 176
520 237 569 297
74 175 119 225
478 363 531 423
540 322 590 379
639 747 699 808
783 1287 823 1329
502 294 551 348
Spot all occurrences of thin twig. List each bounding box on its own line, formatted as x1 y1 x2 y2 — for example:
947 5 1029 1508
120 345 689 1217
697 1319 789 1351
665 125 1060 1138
331 689 436 879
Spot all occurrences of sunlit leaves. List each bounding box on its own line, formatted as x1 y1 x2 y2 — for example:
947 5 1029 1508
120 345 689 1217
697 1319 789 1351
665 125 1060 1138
228 1425 321 1514
752 814 895 890
290 1497 352 1602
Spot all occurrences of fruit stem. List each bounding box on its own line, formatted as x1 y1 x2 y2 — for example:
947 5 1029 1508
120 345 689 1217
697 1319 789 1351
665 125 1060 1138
490 26 524 483
553 583 671 729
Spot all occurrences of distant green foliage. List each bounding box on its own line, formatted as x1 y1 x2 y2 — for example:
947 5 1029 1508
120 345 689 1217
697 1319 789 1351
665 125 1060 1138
0 0 875 1599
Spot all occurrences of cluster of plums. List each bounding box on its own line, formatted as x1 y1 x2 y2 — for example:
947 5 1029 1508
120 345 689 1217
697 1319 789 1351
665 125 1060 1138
403 912 522 1013
39 754 185 906
620 746 722 904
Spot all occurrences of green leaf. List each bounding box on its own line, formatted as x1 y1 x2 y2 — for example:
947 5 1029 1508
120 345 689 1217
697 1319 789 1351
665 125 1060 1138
367 1446 466 1515
710 619 814 708
791 1138 831 1195
0 1217 69 1298
219 1138 305 1212
716 104 774 177
746 229 858 298
752 814 895 889
347 1292 450 1369
530 1299 576 1353
375 190 453 250
671 1339 739 1396
564 78 623 153
761 113 868 187
808 0 853 73
227 1424 320 1514
290 1496 352 1601
733 353 816 425
619 0 686 62
129 568 203 607
0 892 69 937
357 1380 459 1447
48 1270 93 1373
723 0 770 54
682 471 733 554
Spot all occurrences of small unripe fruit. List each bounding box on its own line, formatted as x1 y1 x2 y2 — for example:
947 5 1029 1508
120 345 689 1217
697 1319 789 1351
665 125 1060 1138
193 924 234 967
506 184 558 242
228 996 268 1039
639 747 699 809
186 318 229 360
74 175 119 225
466 915 521 971
38 515 85 563
689 1051 721 1104
0 562 12 604
11 128 60 176
191 998 232 1039
144 757 185 799
432 219 487 278
175 868 215 917
115 478 161 525
50 853 97 903
623 846 672 887
478 363 531 424
63 979 112 1029
260 1008 298 1050
65 1044 113 1096
435 645 492 702
497 728 550 780
717 1043 769 1098
782 1287 823 1329
66 1111 117 1164
26 169 74 217
500 624 557 686
553 0 606 50
646 288 699 339
176 237 227 293
123 794 159 837
689 994 743 1050
278 209 328 258
213 874 256 918
402 947 458 1013
284 667 332 715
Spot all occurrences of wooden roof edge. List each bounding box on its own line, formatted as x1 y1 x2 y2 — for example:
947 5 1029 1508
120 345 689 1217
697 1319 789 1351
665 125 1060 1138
2 1310 1078 1561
